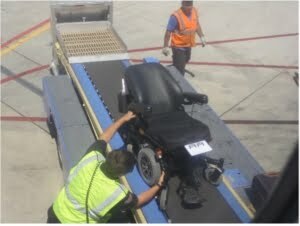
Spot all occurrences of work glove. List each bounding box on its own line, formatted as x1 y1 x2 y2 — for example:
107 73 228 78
200 36 206 47
162 47 170 56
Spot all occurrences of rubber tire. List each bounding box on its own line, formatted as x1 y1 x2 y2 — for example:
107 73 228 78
159 187 168 211
56 137 63 170
137 147 161 186
47 115 57 139
47 115 62 170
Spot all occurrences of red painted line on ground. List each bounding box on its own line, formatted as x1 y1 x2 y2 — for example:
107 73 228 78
208 33 298 45
223 120 298 125
130 59 298 70
128 33 298 53
0 18 50 48
1 116 47 122
185 61 298 70
0 64 49 85
128 46 162 53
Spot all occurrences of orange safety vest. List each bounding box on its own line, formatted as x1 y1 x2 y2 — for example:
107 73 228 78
171 7 199 48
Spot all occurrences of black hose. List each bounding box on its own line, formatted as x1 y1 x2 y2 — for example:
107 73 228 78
85 162 101 223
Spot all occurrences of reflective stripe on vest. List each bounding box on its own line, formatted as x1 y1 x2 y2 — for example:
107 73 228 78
65 153 104 221
171 7 198 47
65 177 127 221
64 185 127 221
68 154 104 182
54 151 128 223
93 184 127 214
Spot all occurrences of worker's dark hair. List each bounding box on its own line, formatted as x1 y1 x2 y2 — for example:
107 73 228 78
182 0 193 6
106 150 136 176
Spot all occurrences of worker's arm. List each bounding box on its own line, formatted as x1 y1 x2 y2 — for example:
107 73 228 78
162 15 177 56
196 23 204 38
163 30 171 48
99 111 135 143
162 30 171 56
136 171 165 208
196 22 206 47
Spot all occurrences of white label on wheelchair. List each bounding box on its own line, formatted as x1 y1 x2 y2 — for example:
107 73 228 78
184 140 212 156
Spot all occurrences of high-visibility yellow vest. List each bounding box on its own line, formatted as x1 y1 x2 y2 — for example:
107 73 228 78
53 150 129 223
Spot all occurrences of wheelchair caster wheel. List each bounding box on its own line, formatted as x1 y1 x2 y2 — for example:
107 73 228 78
204 165 223 186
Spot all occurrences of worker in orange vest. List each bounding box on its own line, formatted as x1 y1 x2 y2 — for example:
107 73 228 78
162 0 206 76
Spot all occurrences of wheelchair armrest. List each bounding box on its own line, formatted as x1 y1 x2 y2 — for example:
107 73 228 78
128 102 152 115
183 92 208 105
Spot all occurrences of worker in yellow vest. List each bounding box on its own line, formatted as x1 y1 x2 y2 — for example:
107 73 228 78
162 0 206 75
47 111 165 223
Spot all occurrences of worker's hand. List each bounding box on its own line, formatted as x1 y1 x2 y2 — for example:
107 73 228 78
157 171 166 186
122 111 136 122
200 36 206 47
162 47 170 56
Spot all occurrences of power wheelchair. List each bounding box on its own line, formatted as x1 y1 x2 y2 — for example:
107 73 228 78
118 63 224 209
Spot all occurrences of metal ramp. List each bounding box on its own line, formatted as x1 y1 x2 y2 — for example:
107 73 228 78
55 21 128 63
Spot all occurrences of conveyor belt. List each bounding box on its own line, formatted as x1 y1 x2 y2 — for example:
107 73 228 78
166 176 240 223
75 61 250 223
71 62 167 223
83 60 126 120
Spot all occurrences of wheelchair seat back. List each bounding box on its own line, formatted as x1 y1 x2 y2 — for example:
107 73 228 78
125 63 184 114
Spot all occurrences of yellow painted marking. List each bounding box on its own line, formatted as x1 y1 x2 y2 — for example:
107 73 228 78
223 176 256 219
1 22 50 56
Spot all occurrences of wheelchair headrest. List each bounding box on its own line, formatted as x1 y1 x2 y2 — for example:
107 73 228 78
125 63 184 114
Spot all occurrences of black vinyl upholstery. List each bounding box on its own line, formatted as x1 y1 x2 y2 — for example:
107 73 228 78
125 63 211 149
125 63 183 114
146 111 211 150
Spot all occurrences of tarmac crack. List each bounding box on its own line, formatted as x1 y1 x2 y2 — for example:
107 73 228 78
219 70 286 118
1 100 50 135
11 49 43 66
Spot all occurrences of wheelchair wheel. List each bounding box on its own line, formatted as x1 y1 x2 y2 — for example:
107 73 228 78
137 147 161 186
159 187 168 211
